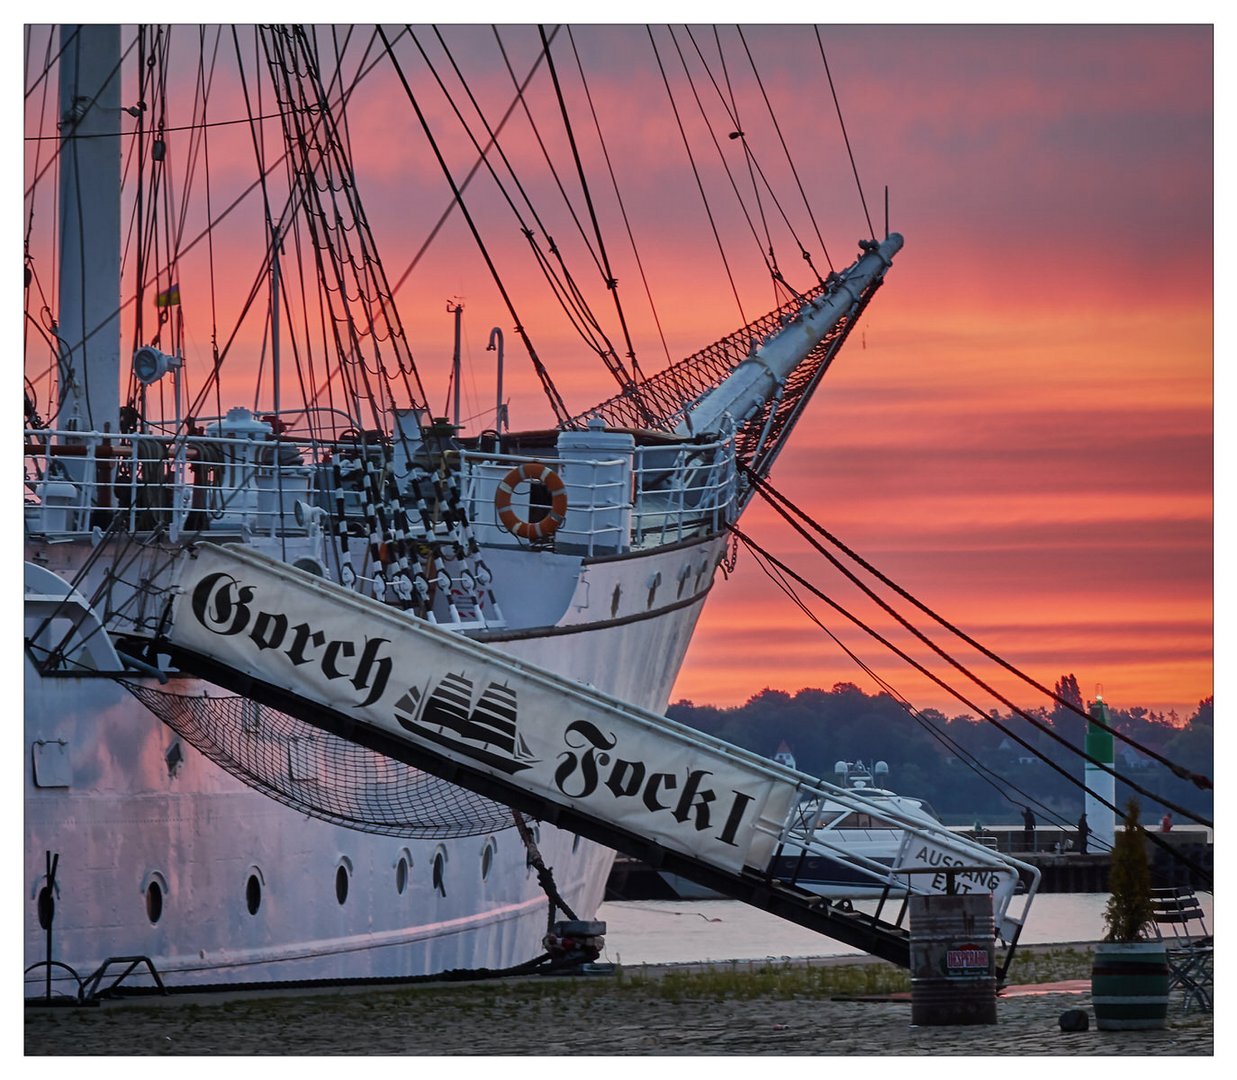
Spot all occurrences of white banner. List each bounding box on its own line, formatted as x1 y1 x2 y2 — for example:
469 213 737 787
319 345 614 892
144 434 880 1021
894 834 1019 909
169 544 797 873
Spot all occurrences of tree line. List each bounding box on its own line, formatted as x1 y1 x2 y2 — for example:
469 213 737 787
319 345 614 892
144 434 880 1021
666 676 1213 829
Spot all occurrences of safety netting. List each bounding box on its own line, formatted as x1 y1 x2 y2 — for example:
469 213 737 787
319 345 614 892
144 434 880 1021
124 681 516 838
571 271 881 477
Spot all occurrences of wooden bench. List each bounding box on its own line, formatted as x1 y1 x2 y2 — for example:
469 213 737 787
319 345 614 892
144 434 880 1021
1149 887 1212 1012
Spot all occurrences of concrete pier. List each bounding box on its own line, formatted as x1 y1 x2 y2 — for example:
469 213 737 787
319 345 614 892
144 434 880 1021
25 949 1213 1056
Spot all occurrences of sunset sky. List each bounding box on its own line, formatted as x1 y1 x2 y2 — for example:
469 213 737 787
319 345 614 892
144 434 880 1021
660 23 1214 721
21 20 1215 722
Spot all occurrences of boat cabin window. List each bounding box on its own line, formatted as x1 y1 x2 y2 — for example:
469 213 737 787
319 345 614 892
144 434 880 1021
794 805 844 829
840 812 900 829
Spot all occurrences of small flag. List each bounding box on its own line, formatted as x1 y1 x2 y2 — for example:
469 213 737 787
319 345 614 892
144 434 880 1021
155 283 181 307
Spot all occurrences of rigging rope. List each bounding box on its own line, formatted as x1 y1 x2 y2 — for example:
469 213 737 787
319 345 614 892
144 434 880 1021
197 25 225 425
745 467 1213 793
646 25 748 332
537 25 647 402
815 27 875 241
737 483 1213 829
733 473 1215 821
486 28 608 284
729 524 1212 885
745 538 1110 834
24 23 73 101
565 26 672 372
705 25 774 281
258 27 419 433
735 26 834 274
23 29 58 414
665 27 781 293
678 26 820 301
379 25 572 428
388 25 560 294
409 26 638 416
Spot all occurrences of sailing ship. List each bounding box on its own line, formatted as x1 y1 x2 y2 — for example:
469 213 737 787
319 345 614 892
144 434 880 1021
24 24 907 995
398 674 537 774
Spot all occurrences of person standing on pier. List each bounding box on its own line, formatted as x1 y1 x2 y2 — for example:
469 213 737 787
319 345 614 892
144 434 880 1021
1022 806 1036 850
1076 812 1089 854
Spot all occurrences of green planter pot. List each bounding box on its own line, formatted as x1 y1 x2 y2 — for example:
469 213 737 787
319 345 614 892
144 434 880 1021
1091 941 1170 1030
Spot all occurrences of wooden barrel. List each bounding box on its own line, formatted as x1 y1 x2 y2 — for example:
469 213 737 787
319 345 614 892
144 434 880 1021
909 893 998 1025
1091 942 1169 1030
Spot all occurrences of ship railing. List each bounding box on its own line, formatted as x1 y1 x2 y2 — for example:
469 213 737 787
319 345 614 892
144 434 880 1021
458 434 739 556
459 448 633 556
24 426 509 633
23 426 320 540
765 784 1040 946
630 436 740 548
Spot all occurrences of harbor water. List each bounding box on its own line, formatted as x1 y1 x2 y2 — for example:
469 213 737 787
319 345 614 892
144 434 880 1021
594 892 1214 966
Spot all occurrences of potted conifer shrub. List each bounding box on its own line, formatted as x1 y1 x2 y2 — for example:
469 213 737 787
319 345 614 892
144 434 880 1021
1090 798 1170 1030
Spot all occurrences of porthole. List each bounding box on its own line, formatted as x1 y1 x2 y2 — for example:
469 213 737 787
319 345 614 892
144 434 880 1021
395 852 411 895
432 847 447 897
480 838 496 881
335 859 352 906
145 880 164 924
246 873 262 916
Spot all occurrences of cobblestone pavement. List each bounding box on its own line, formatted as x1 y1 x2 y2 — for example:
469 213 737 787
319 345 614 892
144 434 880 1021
25 977 1212 1056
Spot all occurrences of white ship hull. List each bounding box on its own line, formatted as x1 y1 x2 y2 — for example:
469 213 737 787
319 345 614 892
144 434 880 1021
24 534 724 993
24 24 908 998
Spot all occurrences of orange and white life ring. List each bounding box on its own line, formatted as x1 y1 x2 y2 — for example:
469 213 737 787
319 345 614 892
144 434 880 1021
494 462 568 541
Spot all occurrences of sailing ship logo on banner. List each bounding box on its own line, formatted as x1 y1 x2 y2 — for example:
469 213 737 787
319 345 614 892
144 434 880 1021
394 675 537 775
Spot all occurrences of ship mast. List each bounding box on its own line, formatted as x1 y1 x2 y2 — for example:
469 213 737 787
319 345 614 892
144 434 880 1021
56 24 122 438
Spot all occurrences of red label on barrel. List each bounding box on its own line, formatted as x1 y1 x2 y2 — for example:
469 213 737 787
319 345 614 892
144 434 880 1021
946 943 989 975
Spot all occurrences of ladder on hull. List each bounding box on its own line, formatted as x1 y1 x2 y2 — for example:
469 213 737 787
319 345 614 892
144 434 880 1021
155 543 1038 970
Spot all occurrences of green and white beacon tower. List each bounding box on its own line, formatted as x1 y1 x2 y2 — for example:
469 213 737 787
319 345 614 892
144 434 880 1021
1085 692 1116 851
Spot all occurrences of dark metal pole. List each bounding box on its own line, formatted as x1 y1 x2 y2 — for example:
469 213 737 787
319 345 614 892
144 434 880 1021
40 851 60 1001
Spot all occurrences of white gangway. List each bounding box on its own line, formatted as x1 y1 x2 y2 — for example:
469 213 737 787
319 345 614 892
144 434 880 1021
162 542 1039 969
